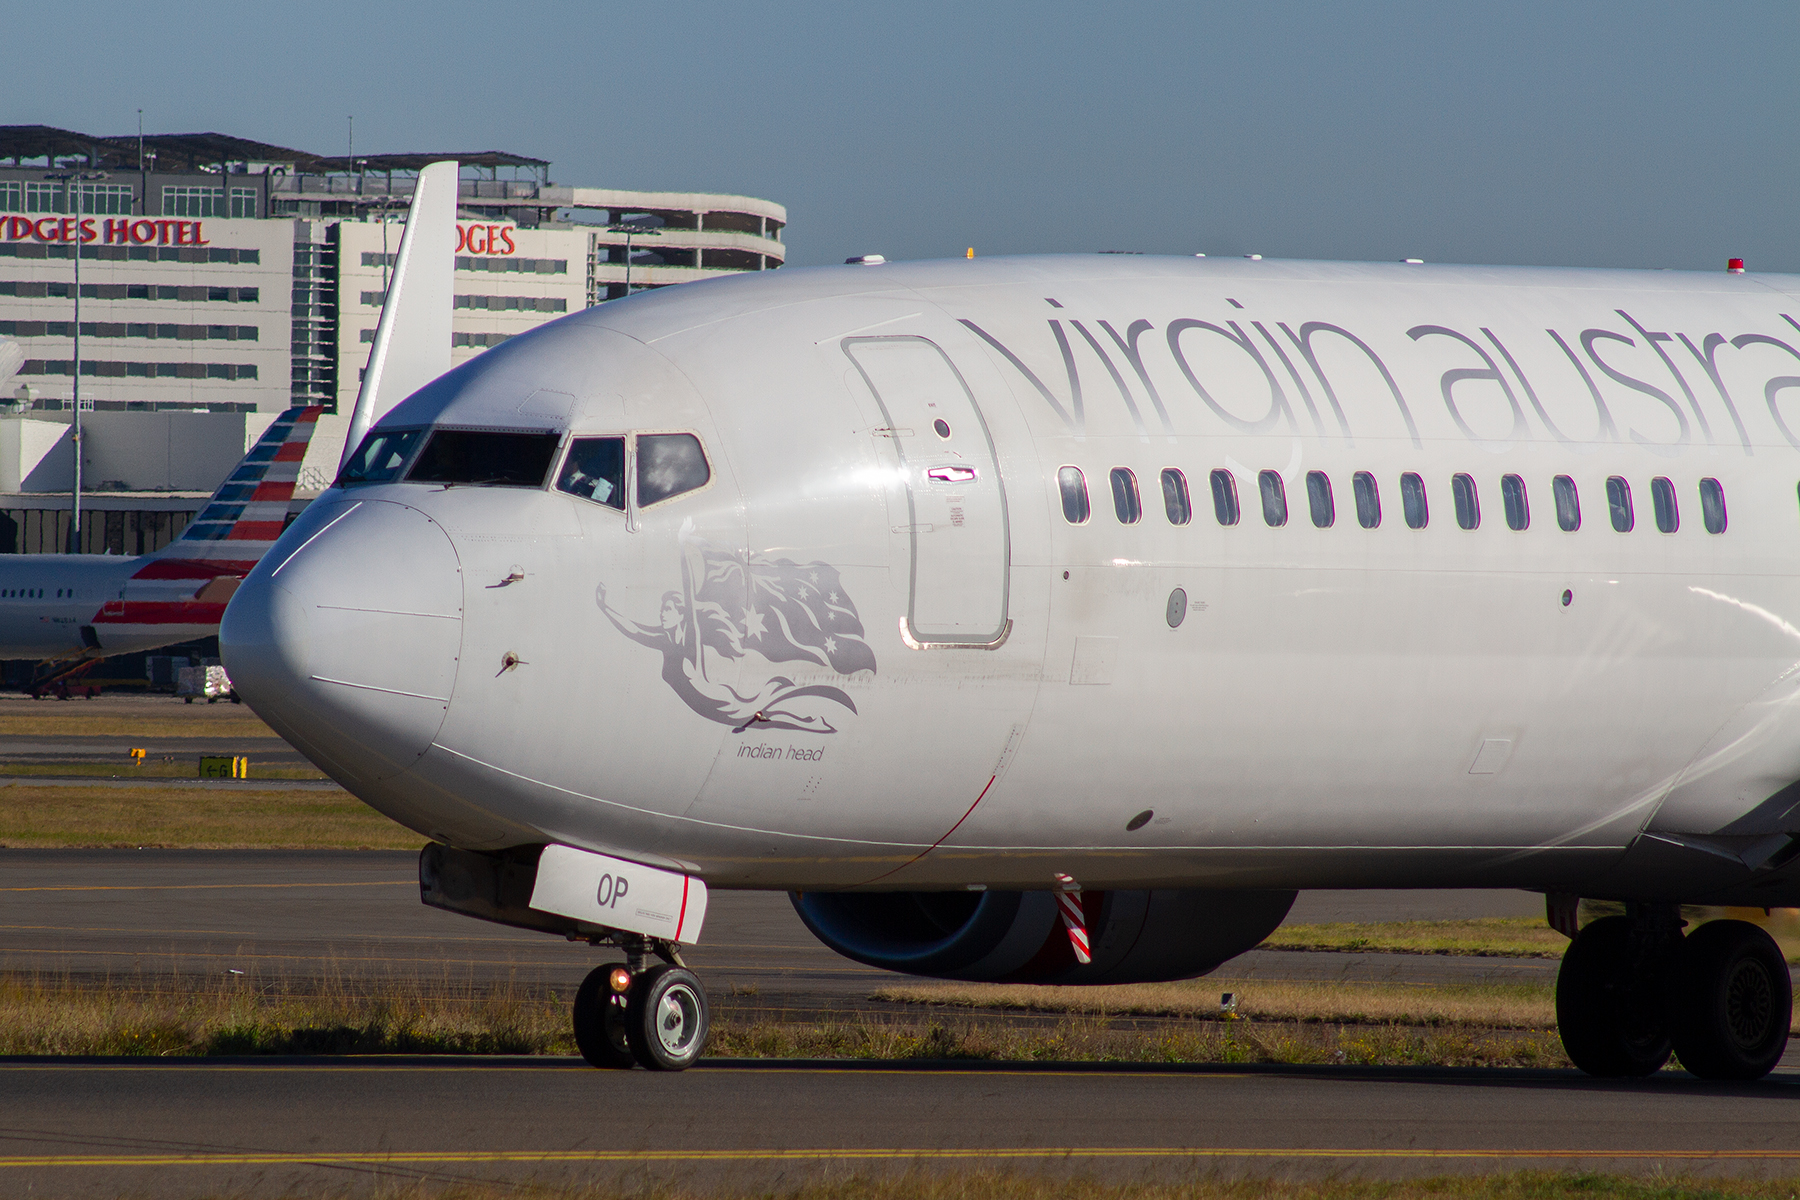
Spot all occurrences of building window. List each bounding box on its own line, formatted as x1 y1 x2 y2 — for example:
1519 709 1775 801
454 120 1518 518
1210 469 1239 526
1401 472 1428 529
162 186 225 217
0 182 18 212
454 294 569 313
451 332 513 349
1651 476 1679 533
1306 470 1334 528
1160 469 1191 525
1259 470 1287 527
1057 466 1090 524
1607 477 1634 532
1700 478 1727 534
230 188 256 219
1553 475 1580 531
1452 473 1479 530
1500 474 1529 531
1352 471 1380 529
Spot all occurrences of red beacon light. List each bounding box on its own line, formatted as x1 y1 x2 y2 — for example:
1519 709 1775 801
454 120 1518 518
1728 258 1746 273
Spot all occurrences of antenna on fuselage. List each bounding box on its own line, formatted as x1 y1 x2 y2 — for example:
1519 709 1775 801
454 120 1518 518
339 159 458 471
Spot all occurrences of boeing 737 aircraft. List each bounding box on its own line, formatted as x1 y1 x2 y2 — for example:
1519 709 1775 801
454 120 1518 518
0 406 324 661
220 180 1800 1080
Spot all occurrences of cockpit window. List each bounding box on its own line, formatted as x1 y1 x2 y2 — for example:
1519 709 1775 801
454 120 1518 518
558 437 626 509
637 433 711 506
337 428 423 486
407 429 561 487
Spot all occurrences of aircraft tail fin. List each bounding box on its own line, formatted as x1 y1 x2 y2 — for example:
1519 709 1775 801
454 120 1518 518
341 158 458 470
134 405 326 579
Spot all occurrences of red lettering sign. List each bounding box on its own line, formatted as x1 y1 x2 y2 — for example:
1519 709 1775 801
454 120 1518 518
78 218 96 244
453 223 515 255
131 220 155 244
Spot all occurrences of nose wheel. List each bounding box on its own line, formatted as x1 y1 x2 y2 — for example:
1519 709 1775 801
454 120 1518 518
1555 913 1791 1081
573 959 710 1071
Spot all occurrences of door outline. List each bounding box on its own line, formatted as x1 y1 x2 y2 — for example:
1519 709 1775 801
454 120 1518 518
843 335 1012 649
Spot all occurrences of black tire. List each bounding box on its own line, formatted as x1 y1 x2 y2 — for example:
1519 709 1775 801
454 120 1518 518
572 965 636 1069
1669 919 1792 1081
625 964 709 1071
1556 915 1673 1077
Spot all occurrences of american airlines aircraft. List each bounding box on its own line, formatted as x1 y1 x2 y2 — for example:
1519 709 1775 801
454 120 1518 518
219 165 1800 1079
0 407 324 662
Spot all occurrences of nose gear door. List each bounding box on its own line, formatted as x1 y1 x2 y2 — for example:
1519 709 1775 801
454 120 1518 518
843 336 1011 646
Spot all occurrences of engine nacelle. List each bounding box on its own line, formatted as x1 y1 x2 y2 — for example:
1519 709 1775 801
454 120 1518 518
790 887 1296 984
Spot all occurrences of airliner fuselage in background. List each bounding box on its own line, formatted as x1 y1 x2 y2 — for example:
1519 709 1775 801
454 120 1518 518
0 408 324 662
224 254 1800 1078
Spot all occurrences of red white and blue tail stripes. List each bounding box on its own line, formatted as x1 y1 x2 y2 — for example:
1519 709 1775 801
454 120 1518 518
94 407 326 634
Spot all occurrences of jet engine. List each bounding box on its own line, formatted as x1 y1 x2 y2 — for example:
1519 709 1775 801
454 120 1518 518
790 887 1296 984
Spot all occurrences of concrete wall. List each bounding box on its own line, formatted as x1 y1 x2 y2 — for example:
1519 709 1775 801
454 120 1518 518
1 409 281 493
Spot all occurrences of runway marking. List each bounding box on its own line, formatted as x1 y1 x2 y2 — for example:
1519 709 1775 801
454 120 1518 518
0 881 411 893
5 1147 1800 1168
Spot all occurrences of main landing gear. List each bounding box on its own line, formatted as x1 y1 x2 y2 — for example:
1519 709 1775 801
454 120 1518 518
1556 910 1792 1081
572 937 710 1071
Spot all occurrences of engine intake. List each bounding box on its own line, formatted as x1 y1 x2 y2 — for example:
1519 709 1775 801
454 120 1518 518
790 887 1295 984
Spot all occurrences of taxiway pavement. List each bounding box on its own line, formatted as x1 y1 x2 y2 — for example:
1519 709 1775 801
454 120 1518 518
0 851 1557 1015
2 1057 1798 1197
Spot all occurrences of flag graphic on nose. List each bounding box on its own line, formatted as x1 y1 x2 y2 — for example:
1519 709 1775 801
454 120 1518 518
598 543 877 735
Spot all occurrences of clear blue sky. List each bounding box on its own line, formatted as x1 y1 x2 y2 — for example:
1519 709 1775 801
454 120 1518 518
12 1 1798 272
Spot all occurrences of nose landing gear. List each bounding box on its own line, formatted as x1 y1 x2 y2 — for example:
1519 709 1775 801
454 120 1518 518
572 939 710 1071
1556 911 1792 1081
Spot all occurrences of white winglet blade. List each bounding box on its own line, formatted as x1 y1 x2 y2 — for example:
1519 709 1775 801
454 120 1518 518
529 844 709 944
340 159 458 470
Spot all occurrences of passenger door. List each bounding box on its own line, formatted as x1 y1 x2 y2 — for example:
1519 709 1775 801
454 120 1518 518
843 336 1010 645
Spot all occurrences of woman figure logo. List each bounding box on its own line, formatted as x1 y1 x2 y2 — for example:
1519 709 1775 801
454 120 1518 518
596 572 862 735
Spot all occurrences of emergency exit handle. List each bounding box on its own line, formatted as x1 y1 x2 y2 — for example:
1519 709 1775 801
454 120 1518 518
926 465 978 484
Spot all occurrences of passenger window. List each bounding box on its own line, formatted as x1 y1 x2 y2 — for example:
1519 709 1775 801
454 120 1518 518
1058 466 1090 524
1452 473 1479 530
557 437 626 509
637 433 711 506
1352 471 1380 529
1259 470 1288 527
1500 474 1529 531
1306 470 1334 528
337 427 423 486
408 429 562 487
1210 469 1240 526
1700 478 1727 534
1651 476 1678 533
1553 475 1580 532
1110 468 1142 525
1401 472 1428 529
1160 469 1191 526
1607 476 1634 532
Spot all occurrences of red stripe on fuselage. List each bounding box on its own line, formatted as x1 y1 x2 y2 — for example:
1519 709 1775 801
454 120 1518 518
92 600 227 625
130 558 260 580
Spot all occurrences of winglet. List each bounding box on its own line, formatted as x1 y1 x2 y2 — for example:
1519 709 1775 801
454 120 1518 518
341 159 458 470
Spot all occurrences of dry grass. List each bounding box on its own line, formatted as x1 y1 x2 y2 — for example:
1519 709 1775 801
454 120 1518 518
0 971 1567 1067
0 760 329 779
0 782 417 848
226 1179 1800 1200
1263 918 1567 959
0 703 280 739
872 978 1558 1030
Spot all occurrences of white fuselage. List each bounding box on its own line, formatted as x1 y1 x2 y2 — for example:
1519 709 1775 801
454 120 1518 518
222 255 1800 900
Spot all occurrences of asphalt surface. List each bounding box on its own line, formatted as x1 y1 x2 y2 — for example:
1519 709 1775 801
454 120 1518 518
0 851 1557 1010
4 1058 1799 1196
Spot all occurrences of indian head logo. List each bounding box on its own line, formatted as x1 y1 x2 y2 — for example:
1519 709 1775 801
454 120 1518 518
597 535 876 734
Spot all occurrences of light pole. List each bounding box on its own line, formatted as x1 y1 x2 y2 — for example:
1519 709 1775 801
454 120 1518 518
44 168 107 554
606 221 660 299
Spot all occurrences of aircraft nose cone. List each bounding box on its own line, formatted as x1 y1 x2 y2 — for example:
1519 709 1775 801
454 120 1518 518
222 499 463 781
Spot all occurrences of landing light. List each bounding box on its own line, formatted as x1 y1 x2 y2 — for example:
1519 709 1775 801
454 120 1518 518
608 966 633 994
